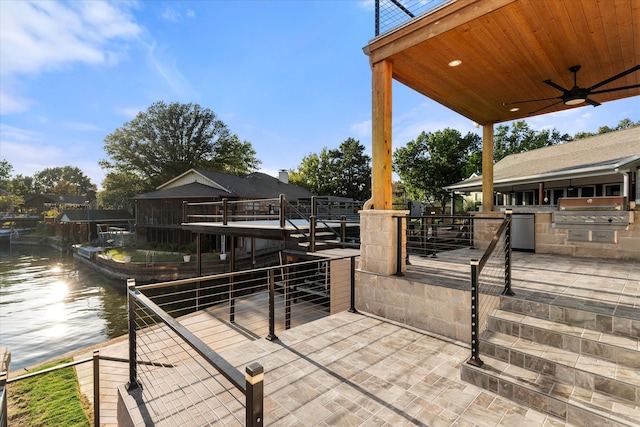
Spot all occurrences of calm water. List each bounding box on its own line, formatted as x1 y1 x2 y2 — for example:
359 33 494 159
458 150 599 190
0 244 128 371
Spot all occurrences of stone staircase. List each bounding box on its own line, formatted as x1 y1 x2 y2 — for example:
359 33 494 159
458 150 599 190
461 291 640 426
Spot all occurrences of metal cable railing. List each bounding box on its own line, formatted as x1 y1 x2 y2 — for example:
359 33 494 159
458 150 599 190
468 211 513 367
127 283 264 427
375 0 454 36
126 256 357 425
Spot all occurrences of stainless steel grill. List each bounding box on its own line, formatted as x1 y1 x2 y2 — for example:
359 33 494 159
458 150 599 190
553 197 630 243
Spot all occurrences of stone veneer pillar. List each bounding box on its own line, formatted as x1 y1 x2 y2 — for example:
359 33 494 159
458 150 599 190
359 210 408 276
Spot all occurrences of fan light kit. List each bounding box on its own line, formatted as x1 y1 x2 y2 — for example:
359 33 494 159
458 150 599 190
504 64 640 114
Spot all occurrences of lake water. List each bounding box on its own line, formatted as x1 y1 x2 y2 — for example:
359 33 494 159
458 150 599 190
0 244 128 371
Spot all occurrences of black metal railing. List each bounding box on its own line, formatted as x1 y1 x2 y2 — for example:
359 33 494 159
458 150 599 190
395 214 475 275
125 256 358 424
467 211 513 367
375 0 453 36
1 351 101 427
183 195 362 252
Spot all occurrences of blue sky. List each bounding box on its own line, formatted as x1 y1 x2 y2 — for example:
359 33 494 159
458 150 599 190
1 0 638 190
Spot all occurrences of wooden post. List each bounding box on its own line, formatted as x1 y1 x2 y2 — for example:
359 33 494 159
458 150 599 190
482 124 494 212
371 59 393 210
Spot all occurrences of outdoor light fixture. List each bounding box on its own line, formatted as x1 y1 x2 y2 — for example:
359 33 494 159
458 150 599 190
448 59 462 67
563 92 588 105
509 107 520 112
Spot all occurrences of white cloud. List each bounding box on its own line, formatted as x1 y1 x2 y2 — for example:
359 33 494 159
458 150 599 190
145 41 196 99
0 0 142 114
161 8 180 22
115 106 143 118
63 122 103 132
349 119 371 138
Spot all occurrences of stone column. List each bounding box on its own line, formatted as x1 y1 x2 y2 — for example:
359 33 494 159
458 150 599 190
359 210 408 276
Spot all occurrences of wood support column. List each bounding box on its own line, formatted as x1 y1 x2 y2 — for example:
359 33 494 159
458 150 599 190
482 124 494 212
371 59 393 210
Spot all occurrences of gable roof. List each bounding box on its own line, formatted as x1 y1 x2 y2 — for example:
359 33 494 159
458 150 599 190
446 127 640 191
135 169 314 201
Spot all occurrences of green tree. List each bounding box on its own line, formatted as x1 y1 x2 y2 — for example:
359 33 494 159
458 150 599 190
493 120 570 163
32 166 96 195
289 148 335 196
574 118 639 140
393 129 480 212
98 172 147 210
101 101 260 196
329 138 371 200
289 138 371 200
0 159 13 189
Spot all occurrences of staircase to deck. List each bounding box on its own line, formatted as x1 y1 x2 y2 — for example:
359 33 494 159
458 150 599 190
461 290 640 426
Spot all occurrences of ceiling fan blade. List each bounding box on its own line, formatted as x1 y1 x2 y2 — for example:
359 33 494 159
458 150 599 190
543 79 569 93
588 65 640 91
590 83 640 95
585 98 601 107
528 100 563 115
503 96 560 106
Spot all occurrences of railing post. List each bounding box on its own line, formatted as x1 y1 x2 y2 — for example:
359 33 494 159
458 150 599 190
182 200 188 223
0 367 7 427
340 215 346 248
93 350 100 427
467 260 483 367
279 194 286 228
310 215 316 252
311 195 317 218
126 279 138 390
285 264 291 330
470 216 475 249
267 270 278 341
348 256 358 313
395 216 404 276
222 198 228 225
245 363 264 427
503 210 514 296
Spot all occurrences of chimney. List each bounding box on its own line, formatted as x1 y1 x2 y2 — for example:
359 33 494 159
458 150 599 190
278 170 289 184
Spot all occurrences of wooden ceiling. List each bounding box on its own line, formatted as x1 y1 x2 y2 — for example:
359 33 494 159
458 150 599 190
365 0 640 125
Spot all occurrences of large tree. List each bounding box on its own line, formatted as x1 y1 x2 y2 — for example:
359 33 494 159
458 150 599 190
100 101 260 196
393 129 480 212
289 138 371 200
32 166 96 195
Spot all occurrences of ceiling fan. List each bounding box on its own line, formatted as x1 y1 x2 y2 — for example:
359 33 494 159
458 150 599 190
504 64 640 114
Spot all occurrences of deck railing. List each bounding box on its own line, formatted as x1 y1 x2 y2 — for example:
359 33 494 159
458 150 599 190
1 352 101 427
375 0 454 36
395 214 475 275
183 195 362 252
467 211 513 367
125 255 357 425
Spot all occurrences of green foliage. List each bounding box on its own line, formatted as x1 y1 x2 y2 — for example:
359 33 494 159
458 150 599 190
98 172 146 210
573 118 639 140
0 194 23 212
289 138 371 200
393 128 480 212
0 159 13 188
32 166 96 195
493 120 571 163
100 101 260 199
7 360 91 427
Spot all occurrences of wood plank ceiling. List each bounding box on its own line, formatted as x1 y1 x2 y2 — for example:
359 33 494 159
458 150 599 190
364 0 640 125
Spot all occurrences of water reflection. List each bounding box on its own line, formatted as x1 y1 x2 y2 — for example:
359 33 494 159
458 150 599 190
0 245 128 370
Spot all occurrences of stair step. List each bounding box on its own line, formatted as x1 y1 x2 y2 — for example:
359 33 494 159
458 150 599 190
500 294 640 341
480 331 640 405
461 355 640 427
488 309 640 368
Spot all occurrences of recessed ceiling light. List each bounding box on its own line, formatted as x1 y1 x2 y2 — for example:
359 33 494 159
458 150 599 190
448 60 462 67
509 107 520 112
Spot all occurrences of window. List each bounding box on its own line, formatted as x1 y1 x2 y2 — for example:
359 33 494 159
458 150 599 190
580 186 595 197
605 184 621 196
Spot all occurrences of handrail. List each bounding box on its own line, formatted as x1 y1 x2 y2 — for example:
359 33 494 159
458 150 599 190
477 217 510 273
128 285 245 391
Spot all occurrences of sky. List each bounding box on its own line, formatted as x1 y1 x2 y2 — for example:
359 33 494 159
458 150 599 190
1 0 639 190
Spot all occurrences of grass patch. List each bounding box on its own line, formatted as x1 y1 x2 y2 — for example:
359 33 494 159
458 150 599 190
7 360 92 427
104 247 221 262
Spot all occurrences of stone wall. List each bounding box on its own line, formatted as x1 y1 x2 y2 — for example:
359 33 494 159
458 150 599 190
358 210 407 276
535 212 640 260
356 270 472 342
